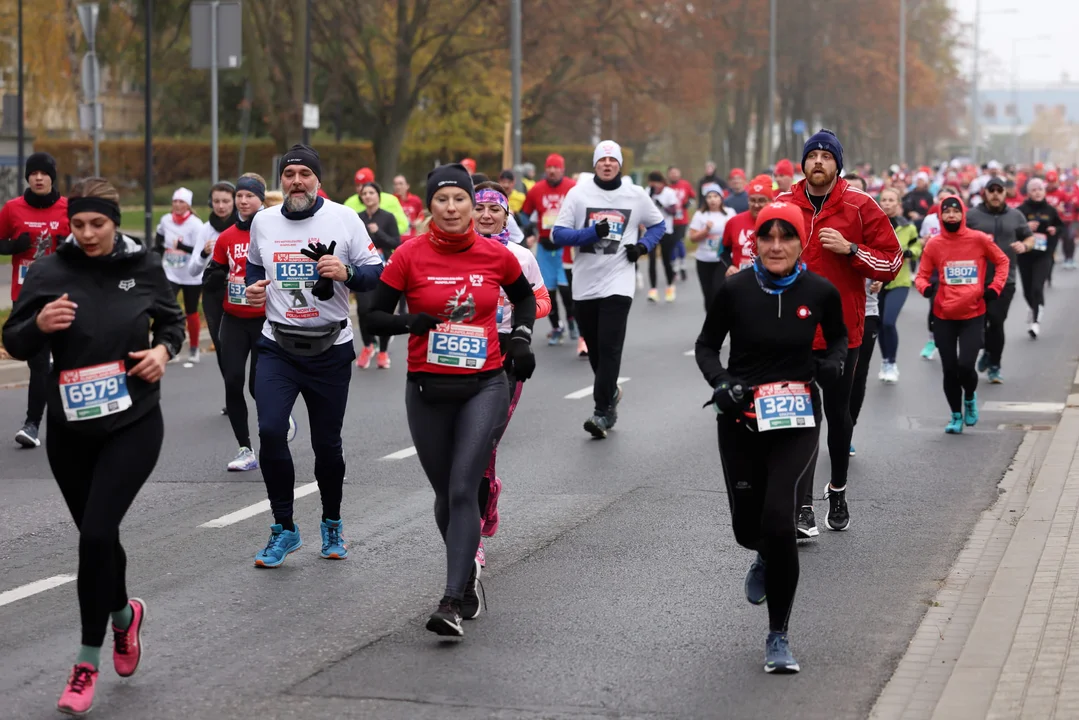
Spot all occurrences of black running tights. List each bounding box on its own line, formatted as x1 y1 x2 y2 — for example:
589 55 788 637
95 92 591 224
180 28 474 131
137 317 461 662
406 373 509 599
219 313 263 448
697 260 725 312
849 316 879 426
1018 253 1051 321
934 315 983 413
648 233 677 288
47 407 163 646
718 419 819 632
800 347 859 506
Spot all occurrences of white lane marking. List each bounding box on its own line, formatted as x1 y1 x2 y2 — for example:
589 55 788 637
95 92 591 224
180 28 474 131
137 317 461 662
0 574 76 608
381 446 417 460
1074 365 1079 385
199 482 319 528
981 401 1066 414
683 350 694 356
564 377 630 400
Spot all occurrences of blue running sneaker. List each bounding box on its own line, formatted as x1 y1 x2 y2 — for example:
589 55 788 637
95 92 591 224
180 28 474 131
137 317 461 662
765 631 800 673
849 444 856 457
964 392 979 427
745 554 766 606
988 367 1003 384
920 339 937 360
547 327 564 346
976 351 989 374
255 524 302 568
945 412 964 434
287 414 297 443
320 519 348 560
568 318 579 340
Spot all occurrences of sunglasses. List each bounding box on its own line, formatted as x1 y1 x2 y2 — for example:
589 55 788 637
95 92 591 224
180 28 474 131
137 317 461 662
985 187 1005 194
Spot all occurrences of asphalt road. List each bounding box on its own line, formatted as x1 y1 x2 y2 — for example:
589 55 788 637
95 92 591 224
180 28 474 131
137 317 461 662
2 265 1078 720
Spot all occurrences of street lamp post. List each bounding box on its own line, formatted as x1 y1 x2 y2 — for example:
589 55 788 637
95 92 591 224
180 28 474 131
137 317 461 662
767 0 776 169
144 0 153 242
510 0 521 166
899 0 907 164
16 0 24 192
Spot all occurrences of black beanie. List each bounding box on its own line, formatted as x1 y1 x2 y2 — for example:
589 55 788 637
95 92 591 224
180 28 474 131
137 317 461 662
426 163 475 209
280 144 322 181
26 152 57 184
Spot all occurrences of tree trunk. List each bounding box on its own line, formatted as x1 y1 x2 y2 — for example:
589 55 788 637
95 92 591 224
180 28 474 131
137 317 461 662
372 119 410 185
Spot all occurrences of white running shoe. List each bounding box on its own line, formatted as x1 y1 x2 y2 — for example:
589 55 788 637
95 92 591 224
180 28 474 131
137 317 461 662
227 447 259 472
287 415 298 443
188 347 200 364
1029 322 1040 339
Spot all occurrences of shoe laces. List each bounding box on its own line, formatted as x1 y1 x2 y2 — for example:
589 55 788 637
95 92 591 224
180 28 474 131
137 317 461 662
263 529 285 553
437 597 462 618
113 625 131 655
67 665 95 694
324 523 342 548
767 633 790 657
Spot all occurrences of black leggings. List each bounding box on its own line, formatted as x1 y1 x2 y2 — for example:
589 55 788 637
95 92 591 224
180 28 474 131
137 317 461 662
575 295 633 417
983 283 1015 368
47 407 163 647
25 345 49 425
355 290 390 352
219 313 263 448
850 316 880 426
648 233 677 288
548 270 575 331
170 282 201 315
934 315 983 413
718 419 819 632
800 346 859 505
1018 253 1051 320
697 260 725 311
203 287 227 380
406 373 509 599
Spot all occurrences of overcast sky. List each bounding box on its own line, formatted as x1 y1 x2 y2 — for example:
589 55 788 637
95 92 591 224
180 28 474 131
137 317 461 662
949 0 1079 89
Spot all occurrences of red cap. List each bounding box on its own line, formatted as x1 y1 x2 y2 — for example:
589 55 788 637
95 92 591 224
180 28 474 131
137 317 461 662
1035 162 1045 171
755 201 808 248
461 158 477 174
774 159 794 177
747 174 775 200
545 153 565 170
729 168 746 180
354 168 374 184
1046 170 1059 183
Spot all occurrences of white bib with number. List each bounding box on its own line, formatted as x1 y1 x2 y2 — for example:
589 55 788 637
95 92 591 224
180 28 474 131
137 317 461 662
753 382 814 432
943 260 979 285
1033 233 1048 252
59 361 132 422
272 252 317 290
163 248 188 270
17 261 30 285
426 323 488 369
227 274 250 305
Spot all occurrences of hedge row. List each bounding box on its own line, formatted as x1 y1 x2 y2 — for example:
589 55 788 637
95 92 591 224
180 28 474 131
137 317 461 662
35 139 631 201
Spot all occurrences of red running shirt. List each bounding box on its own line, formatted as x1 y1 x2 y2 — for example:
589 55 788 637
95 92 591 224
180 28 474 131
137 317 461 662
722 210 758 269
212 223 265 319
0 195 69 301
381 234 524 374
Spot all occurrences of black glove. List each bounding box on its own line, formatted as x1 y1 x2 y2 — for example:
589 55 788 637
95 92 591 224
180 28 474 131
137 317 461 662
921 283 937 299
903 249 913 259
504 331 536 381
624 243 648 263
12 232 32 254
299 240 338 301
983 287 999 302
539 237 557 251
815 357 845 385
712 379 750 415
593 219 610 240
405 312 441 336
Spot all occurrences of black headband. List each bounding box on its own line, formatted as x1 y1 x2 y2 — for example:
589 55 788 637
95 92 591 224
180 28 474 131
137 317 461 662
68 196 122 225
236 176 266 201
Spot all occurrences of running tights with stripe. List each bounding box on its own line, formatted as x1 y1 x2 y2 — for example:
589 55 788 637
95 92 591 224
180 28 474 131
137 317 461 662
718 419 819 632
47 406 163 647
934 315 983 413
407 373 509 599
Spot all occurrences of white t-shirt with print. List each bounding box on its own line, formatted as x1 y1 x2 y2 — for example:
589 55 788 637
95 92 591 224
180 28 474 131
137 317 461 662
651 186 679 234
156 213 205 286
247 200 383 345
496 240 544 334
689 208 736 262
554 179 664 301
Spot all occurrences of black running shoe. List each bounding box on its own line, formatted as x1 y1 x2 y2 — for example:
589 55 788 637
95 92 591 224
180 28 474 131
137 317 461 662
426 597 464 637
584 414 610 439
15 421 40 448
796 506 819 539
825 487 850 531
461 559 484 620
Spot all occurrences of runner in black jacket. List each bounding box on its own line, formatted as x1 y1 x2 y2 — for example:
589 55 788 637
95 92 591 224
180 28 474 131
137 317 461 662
2 178 184 716
1016 178 1066 338
695 200 847 676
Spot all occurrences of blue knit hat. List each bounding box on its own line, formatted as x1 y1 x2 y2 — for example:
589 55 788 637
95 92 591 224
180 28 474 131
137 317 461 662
802 129 844 174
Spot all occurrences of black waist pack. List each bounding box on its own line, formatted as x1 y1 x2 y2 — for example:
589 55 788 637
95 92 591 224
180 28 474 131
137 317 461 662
415 374 482 403
271 321 345 357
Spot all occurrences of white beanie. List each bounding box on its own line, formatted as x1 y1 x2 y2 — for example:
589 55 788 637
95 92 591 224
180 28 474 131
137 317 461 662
172 187 194 206
593 140 623 168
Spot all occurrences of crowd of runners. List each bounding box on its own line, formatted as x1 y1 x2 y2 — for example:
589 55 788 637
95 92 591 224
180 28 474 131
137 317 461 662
2 135 1079 713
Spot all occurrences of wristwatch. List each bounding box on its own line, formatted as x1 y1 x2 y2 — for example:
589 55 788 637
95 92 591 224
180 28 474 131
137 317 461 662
847 242 859 257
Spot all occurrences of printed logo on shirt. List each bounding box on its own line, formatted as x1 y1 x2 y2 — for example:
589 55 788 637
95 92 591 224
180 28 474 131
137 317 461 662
119 279 135 291
444 285 477 322
469 274 484 287
581 207 632 255
286 307 320 319
49 221 59 231
797 305 811 319
427 275 465 286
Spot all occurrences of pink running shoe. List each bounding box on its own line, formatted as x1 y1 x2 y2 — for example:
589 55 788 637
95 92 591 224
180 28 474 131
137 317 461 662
113 597 147 678
356 345 374 369
376 351 391 369
476 539 486 568
481 476 502 538
57 663 98 716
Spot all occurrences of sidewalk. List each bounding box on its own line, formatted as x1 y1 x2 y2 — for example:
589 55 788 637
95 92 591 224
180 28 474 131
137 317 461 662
872 386 1079 719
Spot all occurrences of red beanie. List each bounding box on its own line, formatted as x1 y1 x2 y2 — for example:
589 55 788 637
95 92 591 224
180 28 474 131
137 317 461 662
729 168 746 180
460 158 477 174
354 167 374 184
747 174 775 200
774 159 794 177
755 201 808 248
545 153 565 170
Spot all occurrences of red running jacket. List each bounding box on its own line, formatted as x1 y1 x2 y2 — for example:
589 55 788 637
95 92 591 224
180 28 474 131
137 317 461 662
777 177 901 348
914 198 1009 321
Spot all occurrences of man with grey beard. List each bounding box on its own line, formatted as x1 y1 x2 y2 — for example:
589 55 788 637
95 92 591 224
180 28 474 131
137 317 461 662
243 143 384 568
